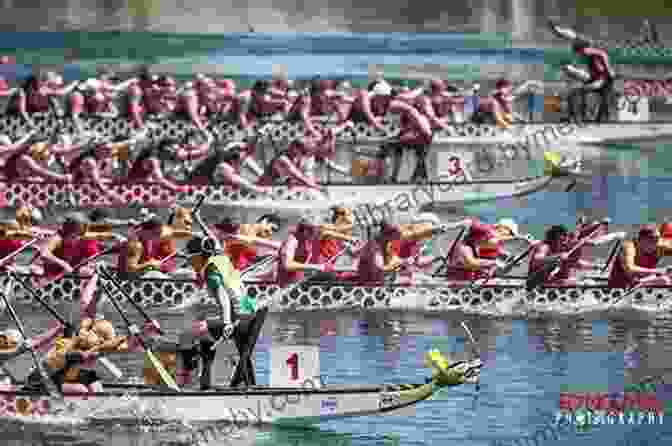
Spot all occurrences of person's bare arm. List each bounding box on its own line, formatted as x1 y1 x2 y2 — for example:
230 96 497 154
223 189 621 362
126 240 160 272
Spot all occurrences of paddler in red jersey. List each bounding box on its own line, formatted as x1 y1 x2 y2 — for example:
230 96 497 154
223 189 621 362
124 142 191 194
350 80 433 183
564 41 615 123
608 225 672 288
395 214 472 284
275 215 334 287
414 80 453 130
213 215 281 273
444 221 506 284
118 212 193 280
528 224 602 286
473 79 516 128
126 69 156 129
238 80 287 129
1 137 77 183
256 134 325 195
352 222 410 285
0 219 27 276
161 206 195 278
38 213 104 319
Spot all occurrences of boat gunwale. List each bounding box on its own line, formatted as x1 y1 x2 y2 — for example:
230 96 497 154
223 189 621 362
1 382 429 398
0 175 548 188
13 271 668 291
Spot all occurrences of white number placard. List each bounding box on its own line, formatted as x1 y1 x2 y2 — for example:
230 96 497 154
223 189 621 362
270 345 321 388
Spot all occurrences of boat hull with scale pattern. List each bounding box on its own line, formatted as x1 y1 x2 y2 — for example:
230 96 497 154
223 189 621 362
9 274 671 315
0 176 551 208
1 113 670 145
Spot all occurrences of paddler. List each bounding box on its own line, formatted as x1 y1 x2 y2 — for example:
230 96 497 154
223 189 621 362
564 40 615 123
528 224 601 286
0 322 66 365
395 214 471 284
444 221 507 283
607 225 672 288
184 236 266 389
213 215 282 272
118 212 192 279
39 213 106 320
354 221 453 285
0 219 28 271
161 206 195 278
25 316 153 395
318 206 359 268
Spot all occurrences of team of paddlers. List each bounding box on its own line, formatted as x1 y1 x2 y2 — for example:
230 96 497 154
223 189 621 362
0 36 618 190
0 203 667 400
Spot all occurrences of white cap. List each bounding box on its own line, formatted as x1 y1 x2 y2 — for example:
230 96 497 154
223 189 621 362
496 218 519 236
371 80 392 97
412 213 440 226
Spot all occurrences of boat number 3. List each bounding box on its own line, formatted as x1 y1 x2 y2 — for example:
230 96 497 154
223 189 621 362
286 352 299 380
378 392 402 409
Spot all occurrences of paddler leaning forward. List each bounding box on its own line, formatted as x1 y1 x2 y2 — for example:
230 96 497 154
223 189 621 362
25 316 157 396
353 220 454 285
528 224 602 286
608 224 672 288
117 212 192 279
181 236 266 390
444 221 507 283
38 213 120 320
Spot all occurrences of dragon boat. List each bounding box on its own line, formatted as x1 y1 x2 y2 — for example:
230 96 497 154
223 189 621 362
8 274 670 315
0 113 670 146
0 376 469 425
0 177 551 209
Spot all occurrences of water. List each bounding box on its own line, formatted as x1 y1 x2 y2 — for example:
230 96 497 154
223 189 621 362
3 34 672 445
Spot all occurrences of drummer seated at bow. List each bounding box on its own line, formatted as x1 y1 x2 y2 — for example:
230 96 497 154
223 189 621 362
118 213 193 280
37 213 111 320
607 225 672 288
528 224 601 287
443 221 507 284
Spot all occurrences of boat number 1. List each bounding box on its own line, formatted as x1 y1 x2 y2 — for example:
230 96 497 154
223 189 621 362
287 352 299 380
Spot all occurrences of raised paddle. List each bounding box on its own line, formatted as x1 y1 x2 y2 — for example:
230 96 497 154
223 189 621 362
525 220 610 291
0 236 44 268
470 240 544 291
432 226 468 278
97 266 162 336
0 287 61 397
97 275 179 391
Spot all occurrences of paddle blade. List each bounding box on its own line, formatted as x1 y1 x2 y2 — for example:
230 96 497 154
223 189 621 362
145 350 180 392
99 357 123 380
590 232 627 245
